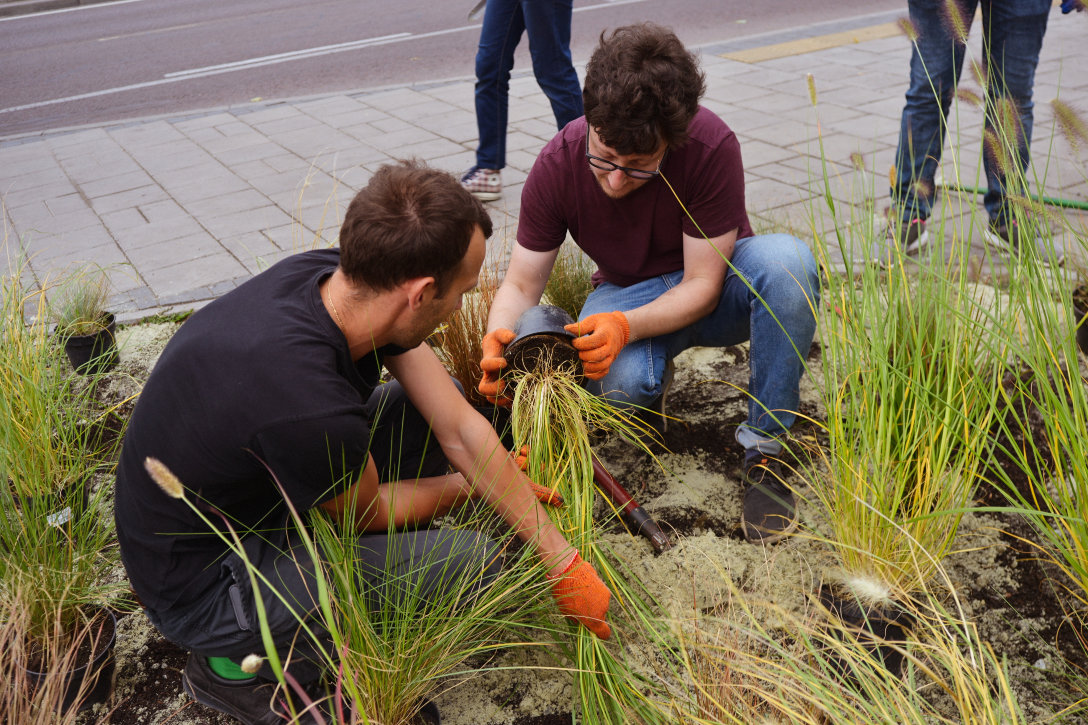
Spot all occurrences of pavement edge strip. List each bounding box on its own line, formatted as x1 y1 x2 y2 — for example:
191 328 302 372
720 22 903 63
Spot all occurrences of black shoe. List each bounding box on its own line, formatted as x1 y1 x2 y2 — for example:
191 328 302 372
182 652 329 724
418 699 441 725
740 452 798 544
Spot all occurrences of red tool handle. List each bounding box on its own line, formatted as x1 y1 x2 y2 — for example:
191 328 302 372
591 457 636 513
591 456 672 553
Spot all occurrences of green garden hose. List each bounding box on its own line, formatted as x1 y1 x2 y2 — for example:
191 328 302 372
939 181 1088 211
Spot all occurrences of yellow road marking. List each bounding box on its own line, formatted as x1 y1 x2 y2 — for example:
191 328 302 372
721 22 903 63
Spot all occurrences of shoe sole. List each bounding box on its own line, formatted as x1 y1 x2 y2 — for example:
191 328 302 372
741 510 799 545
468 190 502 202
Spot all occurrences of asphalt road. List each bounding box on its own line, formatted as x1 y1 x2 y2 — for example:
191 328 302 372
0 0 903 137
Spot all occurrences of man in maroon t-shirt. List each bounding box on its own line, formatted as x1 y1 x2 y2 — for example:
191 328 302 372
478 24 820 545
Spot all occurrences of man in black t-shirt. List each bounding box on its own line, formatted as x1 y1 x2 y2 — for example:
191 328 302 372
115 161 611 724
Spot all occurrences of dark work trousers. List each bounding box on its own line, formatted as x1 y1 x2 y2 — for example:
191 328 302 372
145 381 504 683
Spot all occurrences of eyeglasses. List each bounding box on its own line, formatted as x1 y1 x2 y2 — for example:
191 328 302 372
585 134 664 180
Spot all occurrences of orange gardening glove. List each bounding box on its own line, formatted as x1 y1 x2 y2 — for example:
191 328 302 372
564 311 630 381
548 552 612 639
478 328 516 406
513 445 564 507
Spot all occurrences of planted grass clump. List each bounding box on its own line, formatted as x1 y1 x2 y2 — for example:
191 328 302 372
0 266 129 715
812 249 1005 595
0 271 99 501
1 591 118 724
655 565 1025 724
506 351 674 724
542 244 595 323
144 453 563 725
989 224 1088 621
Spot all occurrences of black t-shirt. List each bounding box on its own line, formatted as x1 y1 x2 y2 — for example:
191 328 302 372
114 249 405 612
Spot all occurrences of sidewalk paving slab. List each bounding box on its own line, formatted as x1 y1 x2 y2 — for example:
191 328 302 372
1 8 1086 321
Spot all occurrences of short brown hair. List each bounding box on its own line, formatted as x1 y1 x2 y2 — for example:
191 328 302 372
338 160 493 295
582 23 706 155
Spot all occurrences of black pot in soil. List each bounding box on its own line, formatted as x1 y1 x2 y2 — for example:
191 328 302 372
1073 284 1088 357
818 583 913 680
26 607 117 713
416 699 440 725
504 304 583 380
63 312 119 375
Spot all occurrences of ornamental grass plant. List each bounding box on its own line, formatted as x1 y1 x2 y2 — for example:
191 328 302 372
431 267 499 408
145 439 566 724
542 243 595 322
808 241 1007 595
986 204 1088 620
0 588 115 724
651 561 1024 725
507 357 675 725
46 264 113 338
0 264 128 660
0 267 101 500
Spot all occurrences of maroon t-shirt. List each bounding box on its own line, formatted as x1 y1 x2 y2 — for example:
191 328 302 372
517 106 753 287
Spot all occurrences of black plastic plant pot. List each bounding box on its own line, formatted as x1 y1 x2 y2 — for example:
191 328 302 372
26 607 117 713
63 312 119 375
818 583 913 679
417 699 441 725
1073 284 1088 357
504 304 584 380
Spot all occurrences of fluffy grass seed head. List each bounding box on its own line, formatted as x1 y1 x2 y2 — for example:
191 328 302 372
896 16 919 43
806 73 817 107
941 0 970 45
241 654 264 674
1052 98 1088 151
840 571 896 608
983 127 1015 180
144 457 185 499
954 86 983 108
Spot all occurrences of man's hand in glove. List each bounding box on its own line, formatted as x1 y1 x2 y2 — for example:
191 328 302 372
564 311 630 381
548 552 612 639
513 445 564 507
478 328 516 405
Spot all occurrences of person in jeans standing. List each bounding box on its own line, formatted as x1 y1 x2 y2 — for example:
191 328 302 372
461 0 583 202
478 24 820 545
872 0 1061 268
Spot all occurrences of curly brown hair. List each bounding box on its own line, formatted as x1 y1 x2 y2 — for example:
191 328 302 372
338 160 493 296
582 23 706 155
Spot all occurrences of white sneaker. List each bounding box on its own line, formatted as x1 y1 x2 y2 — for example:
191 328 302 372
984 219 1064 267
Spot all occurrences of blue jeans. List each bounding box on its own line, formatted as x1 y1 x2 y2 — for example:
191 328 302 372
474 0 583 170
580 234 820 454
892 0 1050 226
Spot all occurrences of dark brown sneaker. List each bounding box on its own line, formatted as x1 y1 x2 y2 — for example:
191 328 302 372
740 453 798 544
